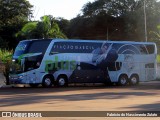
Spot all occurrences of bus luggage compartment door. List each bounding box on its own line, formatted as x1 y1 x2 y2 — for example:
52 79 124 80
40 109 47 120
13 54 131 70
70 62 105 83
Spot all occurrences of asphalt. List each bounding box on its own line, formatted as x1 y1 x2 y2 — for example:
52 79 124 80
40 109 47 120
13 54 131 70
0 73 5 87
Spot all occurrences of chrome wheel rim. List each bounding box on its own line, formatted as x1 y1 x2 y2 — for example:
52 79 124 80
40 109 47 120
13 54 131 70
59 78 65 86
44 78 51 86
131 77 137 85
120 77 127 85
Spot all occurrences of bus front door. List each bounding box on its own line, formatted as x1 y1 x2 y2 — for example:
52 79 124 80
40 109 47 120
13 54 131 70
26 69 37 84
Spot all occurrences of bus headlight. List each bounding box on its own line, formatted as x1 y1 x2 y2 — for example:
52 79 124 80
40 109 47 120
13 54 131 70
18 75 24 79
12 59 16 62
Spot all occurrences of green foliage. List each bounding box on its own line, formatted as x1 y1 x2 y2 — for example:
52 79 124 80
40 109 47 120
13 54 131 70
0 49 13 85
0 0 33 48
0 37 8 49
150 24 160 40
55 17 70 36
149 24 160 54
157 55 160 63
16 22 38 39
67 0 160 41
17 15 67 39
0 0 33 26
0 49 13 63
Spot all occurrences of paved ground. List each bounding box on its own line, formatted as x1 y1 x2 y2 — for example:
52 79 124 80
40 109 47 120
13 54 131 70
157 66 160 79
0 73 5 87
0 81 160 120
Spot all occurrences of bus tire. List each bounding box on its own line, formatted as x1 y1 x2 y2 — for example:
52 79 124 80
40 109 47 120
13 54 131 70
42 75 53 88
57 75 68 87
129 74 139 85
118 74 128 86
29 83 39 88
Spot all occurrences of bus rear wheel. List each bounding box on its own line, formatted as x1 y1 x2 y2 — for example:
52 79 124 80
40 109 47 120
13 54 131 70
57 75 68 87
129 75 139 85
118 75 128 86
42 76 53 88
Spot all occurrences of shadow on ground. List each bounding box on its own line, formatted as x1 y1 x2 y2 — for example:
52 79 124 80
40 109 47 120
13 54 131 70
122 102 160 111
0 87 158 108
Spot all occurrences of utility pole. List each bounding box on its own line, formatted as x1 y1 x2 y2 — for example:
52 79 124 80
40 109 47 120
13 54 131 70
107 27 109 40
144 0 148 42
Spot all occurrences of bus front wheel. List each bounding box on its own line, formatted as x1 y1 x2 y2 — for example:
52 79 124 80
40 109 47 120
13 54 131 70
42 76 53 88
118 74 128 86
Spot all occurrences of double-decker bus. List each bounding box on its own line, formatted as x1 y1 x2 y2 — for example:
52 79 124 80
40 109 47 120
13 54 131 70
9 39 157 87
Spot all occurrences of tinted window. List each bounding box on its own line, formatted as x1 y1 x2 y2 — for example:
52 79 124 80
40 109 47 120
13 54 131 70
113 43 149 54
28 40 51 54
145 63 154 68
50 42 102 54
113 44 141 54
146 45 155 54
138 45 148 54
13 41 30 56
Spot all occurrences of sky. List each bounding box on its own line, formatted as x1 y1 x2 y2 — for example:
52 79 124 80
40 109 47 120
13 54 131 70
28 0 95 20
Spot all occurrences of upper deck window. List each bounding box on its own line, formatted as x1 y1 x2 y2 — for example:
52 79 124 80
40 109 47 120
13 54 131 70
50 42 102 54
28 40 51 54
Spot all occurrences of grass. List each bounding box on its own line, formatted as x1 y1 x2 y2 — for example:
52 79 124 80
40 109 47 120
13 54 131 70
0 49 13 72
157 55 160 63
0 49 13 63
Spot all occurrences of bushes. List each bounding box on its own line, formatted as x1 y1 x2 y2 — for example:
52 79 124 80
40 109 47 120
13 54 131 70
157 55 160 63
0 37 8 49
0 49 13 62
0 49 13 85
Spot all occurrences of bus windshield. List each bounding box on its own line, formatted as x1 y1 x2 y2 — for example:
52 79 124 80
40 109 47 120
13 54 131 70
13 41 30 57
10 53 43 74
13 39 52 59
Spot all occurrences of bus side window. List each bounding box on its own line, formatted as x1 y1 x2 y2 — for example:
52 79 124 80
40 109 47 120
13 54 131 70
146 45 155 54
139 45 148 54
28 41 50 54
145 63 154 68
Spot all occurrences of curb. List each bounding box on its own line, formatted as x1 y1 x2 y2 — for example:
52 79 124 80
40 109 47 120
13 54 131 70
0 84 28 88
0 85 12 88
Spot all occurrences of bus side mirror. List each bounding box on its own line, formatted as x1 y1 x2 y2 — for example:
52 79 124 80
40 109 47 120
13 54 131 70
21 58 26 72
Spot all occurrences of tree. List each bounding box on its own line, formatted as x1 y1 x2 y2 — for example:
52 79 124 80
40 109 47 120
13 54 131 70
151 24 160 40
67 0 160 41
81 0 139 18
150 24 160 53
0 37 8 49
0 0 33 48
55 17 70 36
17 15 67 39
0 0 32 25
16 22 38 39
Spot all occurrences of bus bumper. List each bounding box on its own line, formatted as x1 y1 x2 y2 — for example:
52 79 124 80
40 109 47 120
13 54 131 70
9 75 24 84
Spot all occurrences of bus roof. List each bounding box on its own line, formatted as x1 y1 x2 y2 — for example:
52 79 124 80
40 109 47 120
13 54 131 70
20 39 52 42
19 38 156 45
51 39 156 45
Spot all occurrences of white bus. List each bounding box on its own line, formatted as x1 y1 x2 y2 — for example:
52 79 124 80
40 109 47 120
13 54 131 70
9 39 157 87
